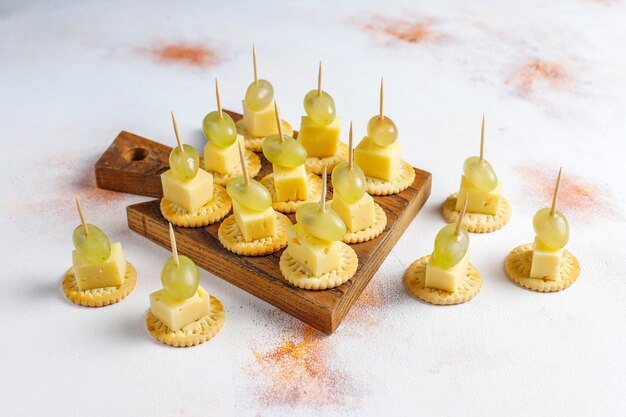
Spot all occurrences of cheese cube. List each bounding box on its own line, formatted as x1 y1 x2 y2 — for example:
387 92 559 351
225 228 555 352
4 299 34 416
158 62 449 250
233 200 276 242
149 286 211 332
455 176 502 216
425 251 469 293
297 116 342 158
273 164 308 201
204 135 244 174
161 168 213 213
72 242 126 291
242 100 279 137
286 224 341 276
331 193 376 233
354 136 401 181
530 238 563 281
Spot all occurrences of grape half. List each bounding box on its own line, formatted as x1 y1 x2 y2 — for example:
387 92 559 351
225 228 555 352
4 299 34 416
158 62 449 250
463 156 498 191
296 202 346 241
533 207 569 250
331 161 366 203
161 255 199 300
227 177 272 211
202 111 237 148
431 224 469 270
169 144 199 181
245 79 274 111
262 134 307 168
303 90 336 125
367 115 398 146
73 224 111 263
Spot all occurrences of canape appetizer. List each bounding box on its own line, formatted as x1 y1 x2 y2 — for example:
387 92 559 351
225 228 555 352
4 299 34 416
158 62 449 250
161 112 231 227
218 141 292 255
260 102 322 213
505 168 580 291
147 223 225 347
279 166 358 290
354 78 415 195
62 196 137 307
331 122 387 243
237 44 293 152
202 79 261 185
405 198 482 304
442 116 511 232
297 62 348 174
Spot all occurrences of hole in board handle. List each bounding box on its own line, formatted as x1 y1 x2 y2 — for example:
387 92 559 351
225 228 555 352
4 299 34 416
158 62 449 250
125 147 149 161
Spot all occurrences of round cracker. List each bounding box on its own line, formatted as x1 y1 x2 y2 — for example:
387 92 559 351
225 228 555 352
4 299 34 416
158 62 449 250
404 255 481 305
442 193 511 233
365 160 416 196
146 295 225 347
340 203 387 244
235 118 293 152
200 150 261 186
62 262 137 307
280 242 358 290
504 243 580 292
218 212 292 256
160 184 231 227
304 142 348 175
260 172 323 214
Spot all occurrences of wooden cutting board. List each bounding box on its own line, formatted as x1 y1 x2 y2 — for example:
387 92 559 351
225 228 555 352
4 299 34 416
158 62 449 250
96 111 432 334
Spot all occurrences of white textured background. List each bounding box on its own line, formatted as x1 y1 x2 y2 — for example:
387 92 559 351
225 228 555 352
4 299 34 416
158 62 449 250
1 1 625 416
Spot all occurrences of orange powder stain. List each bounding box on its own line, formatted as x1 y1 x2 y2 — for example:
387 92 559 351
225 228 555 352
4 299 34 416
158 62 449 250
142 43 219 68
515 165 620 221
343 280 386 327
250 325 353 409
507 59 569 97
360 16 443 44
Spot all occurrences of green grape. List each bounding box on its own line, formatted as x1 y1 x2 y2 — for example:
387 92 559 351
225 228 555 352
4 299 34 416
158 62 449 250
533 207 569 250
161 255 199 300
73 224 111 263
463 156 498 191
262 134 307 168
245 79 274 111
303 90 336 125
431 224 469 270
331 161 366 203
296 202 346 241
202 111 237 148
169 144 199 181
367 115 398 146
227 177 272 211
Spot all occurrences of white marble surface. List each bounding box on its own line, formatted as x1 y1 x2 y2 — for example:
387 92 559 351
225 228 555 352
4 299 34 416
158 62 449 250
1 0 625 416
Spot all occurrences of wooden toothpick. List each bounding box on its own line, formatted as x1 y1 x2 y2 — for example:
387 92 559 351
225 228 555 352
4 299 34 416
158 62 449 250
215 78 223 119
479 114 485 162
238 140 249 185
550 167 563 216
171 111 184 152
317 61 323 97
348 121 354 170
274 101 284 143
75 195 89 235
252 43 258 84
320 164 327 212
379 77 384 120
169 222 179 266
455 196 468 237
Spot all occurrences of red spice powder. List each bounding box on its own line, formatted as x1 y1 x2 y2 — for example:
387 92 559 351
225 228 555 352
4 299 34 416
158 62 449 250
361 16 442 44
251 325 353 408
344 279 385 327
507 59 569 97
143 43 219 68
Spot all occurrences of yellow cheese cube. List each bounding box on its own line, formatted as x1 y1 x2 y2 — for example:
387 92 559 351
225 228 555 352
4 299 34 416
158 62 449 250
72 242 126 291
286 224 341 276
354 136 401 181
530 238 563 281
297 116 342 158
204 135 244 174
233 200 276 242
273 164 308 201
161 168 213 213
331 193 375 232
242 100 279 137
455 176 502 216
149 286 211 332
425 251 469 293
